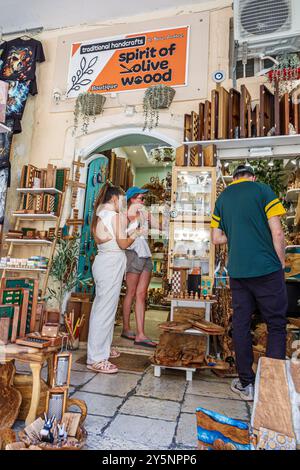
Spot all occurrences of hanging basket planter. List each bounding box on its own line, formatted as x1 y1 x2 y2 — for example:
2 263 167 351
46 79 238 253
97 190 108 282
73 92 106 135
143 85 176 131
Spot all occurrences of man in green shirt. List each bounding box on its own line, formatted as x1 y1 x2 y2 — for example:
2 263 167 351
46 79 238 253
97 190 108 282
211 164 287 401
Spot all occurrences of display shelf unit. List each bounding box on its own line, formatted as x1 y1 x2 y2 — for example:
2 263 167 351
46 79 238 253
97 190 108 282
17 187 62 195
5 239 53 245
12 213 58 221
153 298 215 381
168 166 216 280
2 191 66 295
183 135 300 160
0 267 47 273
286 188 300 202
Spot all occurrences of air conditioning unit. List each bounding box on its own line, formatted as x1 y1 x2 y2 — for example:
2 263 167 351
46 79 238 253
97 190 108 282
234 0 300 56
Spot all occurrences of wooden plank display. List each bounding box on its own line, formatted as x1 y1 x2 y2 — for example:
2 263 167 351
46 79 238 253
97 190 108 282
0 288 30 338
240 85 252 138
198 102 205 141
203 100 212 140
218 87 229 140
0 318 10 344
291 91 300 133
280 92 290 136
45 164 56 188
2 279 39 333
0 305 20 342
55 168 69 192
211 89 219 140
228 88 241 139
203 144 217 167
260 84 275 137
252 357 295 438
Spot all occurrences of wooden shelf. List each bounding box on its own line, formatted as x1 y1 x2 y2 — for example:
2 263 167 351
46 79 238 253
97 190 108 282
183 135 300 159
0 267 47 272
12 213 58 221
17 187 62 195
5 239 53 245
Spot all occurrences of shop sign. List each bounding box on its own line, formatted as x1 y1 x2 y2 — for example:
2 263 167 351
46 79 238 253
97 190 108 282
67 26 189 97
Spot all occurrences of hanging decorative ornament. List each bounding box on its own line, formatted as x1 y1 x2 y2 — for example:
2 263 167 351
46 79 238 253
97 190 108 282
148 146 176 166
267 53 300 96
73 92 106 135
143 85 176 131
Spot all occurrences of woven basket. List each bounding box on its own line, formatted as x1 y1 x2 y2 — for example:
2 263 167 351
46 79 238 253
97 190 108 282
18 398 87 450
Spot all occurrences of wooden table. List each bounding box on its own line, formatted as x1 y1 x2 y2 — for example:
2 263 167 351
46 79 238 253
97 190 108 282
0 343 60 425
153 298 217 381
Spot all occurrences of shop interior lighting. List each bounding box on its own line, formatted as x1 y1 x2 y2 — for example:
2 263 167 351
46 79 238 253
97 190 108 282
248 147 273 158
268 159 274 167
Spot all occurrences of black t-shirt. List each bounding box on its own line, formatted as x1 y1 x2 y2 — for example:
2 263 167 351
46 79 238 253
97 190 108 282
0 38 45 94
5 80 31 134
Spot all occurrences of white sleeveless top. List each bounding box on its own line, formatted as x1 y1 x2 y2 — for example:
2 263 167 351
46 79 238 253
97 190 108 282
96 209 122 253
127 219 152 258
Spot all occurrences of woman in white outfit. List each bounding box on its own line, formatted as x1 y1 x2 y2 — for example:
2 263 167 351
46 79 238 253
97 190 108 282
87 182 140 374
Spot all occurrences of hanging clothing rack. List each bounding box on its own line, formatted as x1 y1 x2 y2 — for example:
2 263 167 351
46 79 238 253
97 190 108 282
0 26 43 39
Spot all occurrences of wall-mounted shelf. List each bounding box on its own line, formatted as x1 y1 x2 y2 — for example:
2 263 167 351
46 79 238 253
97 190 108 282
183 135 300 160
0 267 47 273
17 187 62 195
5 239 53 246
12 213 58 221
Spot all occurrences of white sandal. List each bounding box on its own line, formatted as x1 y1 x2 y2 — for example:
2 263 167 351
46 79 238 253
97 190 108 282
87 360 118 374
110 347 121 359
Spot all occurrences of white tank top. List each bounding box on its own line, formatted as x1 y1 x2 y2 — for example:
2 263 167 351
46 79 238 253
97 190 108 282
127 219 152 258
96 209 122 253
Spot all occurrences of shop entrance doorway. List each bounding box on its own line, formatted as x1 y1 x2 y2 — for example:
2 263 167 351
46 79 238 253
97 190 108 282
77 130 179 354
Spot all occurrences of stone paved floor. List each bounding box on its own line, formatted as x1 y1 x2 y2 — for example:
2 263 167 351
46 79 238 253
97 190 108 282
14 351 251 450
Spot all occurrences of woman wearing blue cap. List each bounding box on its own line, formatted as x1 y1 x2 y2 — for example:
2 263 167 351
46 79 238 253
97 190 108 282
121 186 157 348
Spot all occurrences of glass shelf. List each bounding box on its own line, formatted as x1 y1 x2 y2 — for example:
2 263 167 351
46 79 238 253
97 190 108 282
172 168 215 220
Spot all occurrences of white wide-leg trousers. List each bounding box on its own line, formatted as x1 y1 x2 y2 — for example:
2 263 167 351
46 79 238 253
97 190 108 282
87 251 126 364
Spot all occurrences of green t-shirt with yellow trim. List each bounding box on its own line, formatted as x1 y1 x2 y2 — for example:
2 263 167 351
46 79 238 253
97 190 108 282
211 179 286 278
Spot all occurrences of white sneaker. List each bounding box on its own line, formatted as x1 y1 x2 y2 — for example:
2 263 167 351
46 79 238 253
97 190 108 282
231 378 254 401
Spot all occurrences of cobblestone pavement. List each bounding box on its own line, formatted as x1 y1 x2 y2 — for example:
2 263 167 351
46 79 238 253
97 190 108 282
15 351 251 450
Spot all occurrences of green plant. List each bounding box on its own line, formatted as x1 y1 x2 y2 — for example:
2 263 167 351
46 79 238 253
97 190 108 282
143 85 175 131
73 92 106 135
249 160 288 198
48 237 86 313
227 160 288 200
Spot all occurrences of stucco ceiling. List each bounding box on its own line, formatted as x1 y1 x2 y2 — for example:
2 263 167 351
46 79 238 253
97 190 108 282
0 0 210 34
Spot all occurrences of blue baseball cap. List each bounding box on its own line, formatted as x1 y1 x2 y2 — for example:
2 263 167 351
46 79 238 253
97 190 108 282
125 186 149 200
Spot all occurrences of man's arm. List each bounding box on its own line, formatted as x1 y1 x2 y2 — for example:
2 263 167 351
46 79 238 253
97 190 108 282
211 227 228 245
268 216 286 268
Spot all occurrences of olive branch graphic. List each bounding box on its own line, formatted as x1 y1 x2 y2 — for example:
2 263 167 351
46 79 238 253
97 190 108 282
67 56 98 95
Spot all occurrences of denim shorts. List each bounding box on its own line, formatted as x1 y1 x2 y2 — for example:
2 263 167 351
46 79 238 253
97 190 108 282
126 250 153 274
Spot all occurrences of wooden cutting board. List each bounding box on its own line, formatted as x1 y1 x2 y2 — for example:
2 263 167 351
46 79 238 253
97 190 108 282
191 319 225 335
